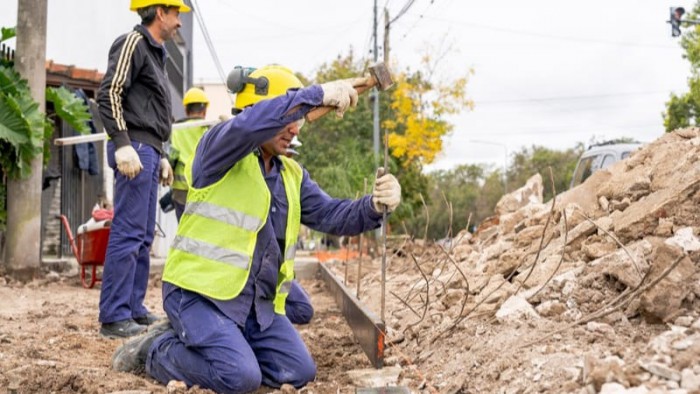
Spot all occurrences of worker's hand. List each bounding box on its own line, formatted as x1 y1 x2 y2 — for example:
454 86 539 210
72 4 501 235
115 145 143 180
372 168 401 213
320 80 359 118
159 157 174 186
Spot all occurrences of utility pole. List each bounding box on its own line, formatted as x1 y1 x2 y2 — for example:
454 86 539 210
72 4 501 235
6 0 48 280
372 0 380 167
383 8 390 63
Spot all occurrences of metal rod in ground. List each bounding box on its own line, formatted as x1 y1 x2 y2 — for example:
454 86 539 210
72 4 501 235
380 132 389 323
356 178 368 299
345 191 361 285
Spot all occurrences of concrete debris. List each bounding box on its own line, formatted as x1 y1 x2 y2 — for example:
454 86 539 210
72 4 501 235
346 365 403 387
331 128 700 393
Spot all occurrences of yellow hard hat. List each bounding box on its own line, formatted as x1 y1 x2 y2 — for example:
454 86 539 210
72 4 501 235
130 0 191 13
229 65 303 113
182 87 209 106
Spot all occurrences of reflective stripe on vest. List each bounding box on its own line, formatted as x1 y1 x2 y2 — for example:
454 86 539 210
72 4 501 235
163 152 303 311
171 120 208 191
273 155 303 314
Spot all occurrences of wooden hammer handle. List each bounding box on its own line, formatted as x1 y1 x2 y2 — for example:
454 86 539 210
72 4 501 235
305 82 375 123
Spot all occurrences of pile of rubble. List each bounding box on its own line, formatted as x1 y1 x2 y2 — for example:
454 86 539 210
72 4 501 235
343 128 700 393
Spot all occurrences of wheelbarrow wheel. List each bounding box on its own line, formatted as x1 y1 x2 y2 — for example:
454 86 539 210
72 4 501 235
81 264 100 289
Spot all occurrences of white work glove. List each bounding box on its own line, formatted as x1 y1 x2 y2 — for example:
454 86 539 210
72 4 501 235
372 168 401 213
320 80 359 118
160 157 174 186
115 145 143 180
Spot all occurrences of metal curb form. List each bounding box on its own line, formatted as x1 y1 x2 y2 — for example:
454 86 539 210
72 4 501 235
318 263 385 369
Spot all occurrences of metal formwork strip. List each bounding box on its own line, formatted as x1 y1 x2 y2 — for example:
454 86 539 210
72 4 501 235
319 263 385 369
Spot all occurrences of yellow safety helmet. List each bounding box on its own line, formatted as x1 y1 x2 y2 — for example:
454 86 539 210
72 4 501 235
228 65 303 114
130 0 191 12
182 87 209 106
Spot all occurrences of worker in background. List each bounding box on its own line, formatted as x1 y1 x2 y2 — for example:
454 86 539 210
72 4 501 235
111 64 402 393
95 0 187 339
170 87 210 221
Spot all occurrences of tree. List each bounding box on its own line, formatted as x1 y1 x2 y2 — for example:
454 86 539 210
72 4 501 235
507 145 583 201
664 2 700 131
407 164 485 240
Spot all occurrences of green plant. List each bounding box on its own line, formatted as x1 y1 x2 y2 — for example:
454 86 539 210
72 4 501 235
0 26 91 230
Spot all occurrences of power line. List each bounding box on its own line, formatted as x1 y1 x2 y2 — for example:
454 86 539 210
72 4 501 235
389 0 417 26
477 90 672 105
422 16 679 49
190 0 228 93
398 0 439 41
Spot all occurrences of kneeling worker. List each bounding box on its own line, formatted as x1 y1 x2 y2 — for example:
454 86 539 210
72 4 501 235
111 64 401 393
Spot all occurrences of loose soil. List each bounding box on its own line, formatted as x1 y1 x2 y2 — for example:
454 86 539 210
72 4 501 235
0 271 369 394
3 129 700 394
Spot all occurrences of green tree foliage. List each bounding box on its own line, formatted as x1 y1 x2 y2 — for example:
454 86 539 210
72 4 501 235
0 27 91 229
664 3 700 131
296 51 379 199
507 144 584 201
407 164 484 240
298 50 471 232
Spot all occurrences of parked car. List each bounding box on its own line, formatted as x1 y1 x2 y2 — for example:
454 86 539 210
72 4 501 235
570 142 643 189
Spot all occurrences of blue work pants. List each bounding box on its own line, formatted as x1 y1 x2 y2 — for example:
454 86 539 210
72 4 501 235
99 141 159 323
147 288 316 394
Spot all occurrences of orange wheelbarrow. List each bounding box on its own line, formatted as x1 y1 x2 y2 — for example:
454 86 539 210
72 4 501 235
57 214 111 289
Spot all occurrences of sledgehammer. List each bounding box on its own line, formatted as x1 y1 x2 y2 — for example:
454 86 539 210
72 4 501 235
305 62 394 122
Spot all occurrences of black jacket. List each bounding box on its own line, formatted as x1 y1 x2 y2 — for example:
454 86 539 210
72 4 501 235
97 24 172 155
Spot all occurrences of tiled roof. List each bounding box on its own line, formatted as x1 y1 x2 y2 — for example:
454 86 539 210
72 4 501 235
45 60 103 83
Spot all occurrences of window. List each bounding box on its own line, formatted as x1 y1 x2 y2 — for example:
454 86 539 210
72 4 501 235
600 154 616 169
571 156 595 187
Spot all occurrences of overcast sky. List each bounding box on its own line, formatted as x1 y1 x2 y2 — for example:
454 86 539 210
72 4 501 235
2 0 697 172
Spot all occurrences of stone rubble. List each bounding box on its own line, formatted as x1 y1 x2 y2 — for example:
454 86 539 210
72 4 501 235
337 128 700 393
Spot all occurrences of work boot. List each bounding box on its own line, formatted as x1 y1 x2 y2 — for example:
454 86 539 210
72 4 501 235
100 319 146 339
133 312 161 326
112 320 173 373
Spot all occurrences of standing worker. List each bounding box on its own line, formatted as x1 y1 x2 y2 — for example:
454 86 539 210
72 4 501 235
95 0 188 339
111 64 402 393
170 87 210 221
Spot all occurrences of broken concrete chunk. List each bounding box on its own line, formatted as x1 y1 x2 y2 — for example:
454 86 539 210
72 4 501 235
665 227 700 252
495 295 539 321
346 365 402 387
495 174 543 216
640 243 696 323
639 361 681 382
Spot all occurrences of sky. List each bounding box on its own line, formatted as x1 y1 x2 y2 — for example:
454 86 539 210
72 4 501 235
1 0 697 173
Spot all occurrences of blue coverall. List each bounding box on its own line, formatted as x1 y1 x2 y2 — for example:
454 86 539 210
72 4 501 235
146 85 384 393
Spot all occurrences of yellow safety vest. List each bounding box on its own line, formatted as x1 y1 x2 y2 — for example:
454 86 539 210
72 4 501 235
170 119 209 191
163 153 303 315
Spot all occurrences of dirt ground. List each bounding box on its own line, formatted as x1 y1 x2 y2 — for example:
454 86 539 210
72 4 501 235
3 129 700 394
0 268 371 394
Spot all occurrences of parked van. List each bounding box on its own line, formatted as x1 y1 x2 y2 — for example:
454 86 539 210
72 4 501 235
569 142 643 189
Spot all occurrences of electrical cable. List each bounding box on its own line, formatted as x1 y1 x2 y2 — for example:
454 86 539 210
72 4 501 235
190 0 229 100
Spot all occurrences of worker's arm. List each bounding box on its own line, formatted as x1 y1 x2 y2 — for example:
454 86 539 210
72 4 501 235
96 32 145 149
300 169 383 235
191 86 323 188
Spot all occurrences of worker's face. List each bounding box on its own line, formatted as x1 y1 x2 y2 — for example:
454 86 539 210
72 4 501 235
261 119 304 157
158 7 182 41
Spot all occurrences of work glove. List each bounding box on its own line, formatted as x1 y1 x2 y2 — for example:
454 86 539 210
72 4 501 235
160 157 174 186
115 145 143 180
320 80 359 118
372 168 401 213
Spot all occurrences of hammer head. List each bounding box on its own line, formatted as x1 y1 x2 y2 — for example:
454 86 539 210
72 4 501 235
368 62 394 91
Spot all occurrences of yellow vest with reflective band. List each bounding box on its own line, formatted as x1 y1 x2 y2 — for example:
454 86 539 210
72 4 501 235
170 119 208 191
162 153 303 315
